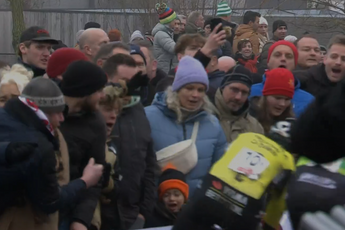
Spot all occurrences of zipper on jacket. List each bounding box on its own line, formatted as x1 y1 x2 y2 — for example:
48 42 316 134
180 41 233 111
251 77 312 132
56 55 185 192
182 123 187 140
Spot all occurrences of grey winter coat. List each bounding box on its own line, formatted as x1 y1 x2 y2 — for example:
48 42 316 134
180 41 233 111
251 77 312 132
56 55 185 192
152 23 177 74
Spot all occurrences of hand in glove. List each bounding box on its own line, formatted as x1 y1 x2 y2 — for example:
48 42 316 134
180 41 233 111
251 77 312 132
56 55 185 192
126 71 150 95
5 142 37 165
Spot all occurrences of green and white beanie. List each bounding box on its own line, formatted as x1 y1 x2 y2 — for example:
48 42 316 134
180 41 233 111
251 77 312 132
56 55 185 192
216 1 232 16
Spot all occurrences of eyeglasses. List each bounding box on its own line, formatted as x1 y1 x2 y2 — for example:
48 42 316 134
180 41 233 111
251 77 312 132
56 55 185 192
228 86 249 97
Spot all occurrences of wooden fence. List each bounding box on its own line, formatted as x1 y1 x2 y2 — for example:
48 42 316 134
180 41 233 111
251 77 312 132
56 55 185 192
0 9 340 64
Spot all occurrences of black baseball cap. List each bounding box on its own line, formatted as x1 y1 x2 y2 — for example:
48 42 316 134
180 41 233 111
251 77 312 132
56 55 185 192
20 26 58 44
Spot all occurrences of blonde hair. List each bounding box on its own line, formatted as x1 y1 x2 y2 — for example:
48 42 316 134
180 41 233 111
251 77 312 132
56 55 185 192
165 86 216 123
0 64 33 93
100 80 127 112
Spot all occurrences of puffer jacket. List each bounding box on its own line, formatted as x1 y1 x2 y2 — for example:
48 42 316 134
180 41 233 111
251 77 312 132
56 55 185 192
152 23 177 74
215 89 264 143
144 91 228 196
233 24 260 55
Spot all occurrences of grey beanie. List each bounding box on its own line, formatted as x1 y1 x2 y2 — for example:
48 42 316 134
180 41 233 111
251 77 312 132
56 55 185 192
21 77 65 113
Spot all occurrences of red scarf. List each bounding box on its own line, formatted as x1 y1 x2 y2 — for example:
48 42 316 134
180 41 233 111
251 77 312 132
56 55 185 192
19 96 54 136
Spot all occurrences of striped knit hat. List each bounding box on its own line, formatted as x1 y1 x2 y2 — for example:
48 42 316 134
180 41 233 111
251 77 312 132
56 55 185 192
216 1 232 16
155 2 177 24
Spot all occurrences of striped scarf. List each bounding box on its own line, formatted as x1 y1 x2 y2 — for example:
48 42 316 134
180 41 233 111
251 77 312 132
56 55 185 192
18 96 54 136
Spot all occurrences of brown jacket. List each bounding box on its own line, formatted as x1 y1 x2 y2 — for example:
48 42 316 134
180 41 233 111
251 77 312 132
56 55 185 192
233 24 261 55
0 129 70 230
215 89 264 143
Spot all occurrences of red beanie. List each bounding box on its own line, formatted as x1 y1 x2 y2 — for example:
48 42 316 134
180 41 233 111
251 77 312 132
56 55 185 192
267 40 298 66
47 48 89 78
263 68 295 99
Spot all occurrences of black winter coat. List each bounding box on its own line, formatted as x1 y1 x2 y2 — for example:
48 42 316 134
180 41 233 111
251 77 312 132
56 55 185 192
293 64 337 97
145 202 177 228
59 110 106 228
0 98 85 216
110 102 157 229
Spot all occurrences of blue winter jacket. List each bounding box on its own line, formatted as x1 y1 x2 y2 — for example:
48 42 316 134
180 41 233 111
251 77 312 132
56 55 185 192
145 92 228 196
249 74 314 117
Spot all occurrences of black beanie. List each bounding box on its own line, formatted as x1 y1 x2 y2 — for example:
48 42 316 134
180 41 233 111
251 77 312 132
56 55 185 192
272 20 287 33
84 21 101 30
220 73 252 89
61 60 107 98
158 164 189 200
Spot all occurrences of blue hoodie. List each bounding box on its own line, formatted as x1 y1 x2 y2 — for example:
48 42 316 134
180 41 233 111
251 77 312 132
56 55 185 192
249 74 314 117
145 92 228 196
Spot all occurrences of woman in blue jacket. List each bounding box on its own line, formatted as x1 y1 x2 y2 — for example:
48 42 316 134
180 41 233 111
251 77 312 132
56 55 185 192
145 56 228 197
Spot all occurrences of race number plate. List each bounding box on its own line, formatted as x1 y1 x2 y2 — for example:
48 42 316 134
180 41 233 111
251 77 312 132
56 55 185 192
228 148 269 180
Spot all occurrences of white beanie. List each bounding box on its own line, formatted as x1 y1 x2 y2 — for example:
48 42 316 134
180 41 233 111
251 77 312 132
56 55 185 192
259 17 268 25
285 35 298 43
76 30 85 43
130 30 144 42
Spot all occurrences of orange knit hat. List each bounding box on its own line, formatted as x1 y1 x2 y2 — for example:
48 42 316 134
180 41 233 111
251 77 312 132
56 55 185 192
158 163 189 200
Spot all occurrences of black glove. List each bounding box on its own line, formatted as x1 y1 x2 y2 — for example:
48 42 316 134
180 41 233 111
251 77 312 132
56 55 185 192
5 142 37 165
126 71 150 95
101 163 112 188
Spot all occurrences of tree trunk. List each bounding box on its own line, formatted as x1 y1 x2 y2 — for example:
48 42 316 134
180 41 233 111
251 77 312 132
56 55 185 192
9 0 26 53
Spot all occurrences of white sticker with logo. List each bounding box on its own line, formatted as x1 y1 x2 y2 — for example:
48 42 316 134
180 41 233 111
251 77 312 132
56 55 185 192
228 148 270 180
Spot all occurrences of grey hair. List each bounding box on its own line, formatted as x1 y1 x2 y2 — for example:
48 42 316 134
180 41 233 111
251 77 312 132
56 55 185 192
165 86 216 123
178 15 187 20
188 11 202 24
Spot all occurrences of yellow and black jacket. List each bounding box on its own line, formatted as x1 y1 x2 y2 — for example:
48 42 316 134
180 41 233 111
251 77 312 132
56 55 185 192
210 133 296 229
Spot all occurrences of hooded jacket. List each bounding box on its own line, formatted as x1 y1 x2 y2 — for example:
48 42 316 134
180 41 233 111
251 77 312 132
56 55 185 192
233 24 260 55
249 73 315 117
152 23 177 74
144 91 228 196
215 89 264 143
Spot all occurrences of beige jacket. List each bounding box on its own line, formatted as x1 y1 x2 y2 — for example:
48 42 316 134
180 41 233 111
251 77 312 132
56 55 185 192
215 89 264 143
233 24 261 55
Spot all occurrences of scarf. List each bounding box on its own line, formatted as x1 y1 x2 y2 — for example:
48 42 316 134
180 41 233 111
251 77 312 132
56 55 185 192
18 96 54 136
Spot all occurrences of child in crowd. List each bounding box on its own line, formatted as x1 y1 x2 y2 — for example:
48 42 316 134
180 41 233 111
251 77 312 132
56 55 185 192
234 39 258 73
91 82 126 230
145 164 189 228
